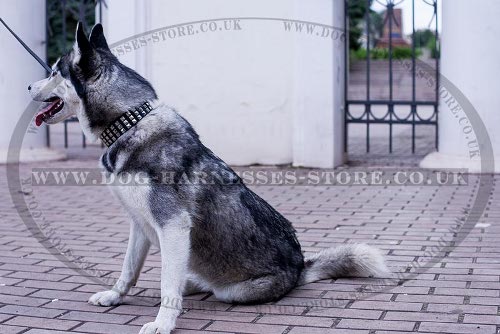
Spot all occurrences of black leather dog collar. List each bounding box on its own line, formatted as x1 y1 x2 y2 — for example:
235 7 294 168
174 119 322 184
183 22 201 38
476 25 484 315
100 101 154 147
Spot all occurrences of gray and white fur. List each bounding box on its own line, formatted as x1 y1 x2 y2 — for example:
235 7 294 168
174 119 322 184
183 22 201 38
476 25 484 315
29 23 389 334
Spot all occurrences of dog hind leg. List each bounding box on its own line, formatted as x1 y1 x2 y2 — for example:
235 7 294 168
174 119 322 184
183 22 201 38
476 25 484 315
212 274 293 304
183 274 211 296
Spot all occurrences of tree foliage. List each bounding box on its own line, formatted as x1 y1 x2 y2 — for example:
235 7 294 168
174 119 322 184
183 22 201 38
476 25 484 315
348 0 383 50
413 29 439 59
413 29 434 48
46 0 96 65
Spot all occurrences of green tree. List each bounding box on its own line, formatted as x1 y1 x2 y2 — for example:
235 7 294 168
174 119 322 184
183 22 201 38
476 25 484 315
413 29 434 49
46 0 96 65
412 29 439 59
348 0 383 51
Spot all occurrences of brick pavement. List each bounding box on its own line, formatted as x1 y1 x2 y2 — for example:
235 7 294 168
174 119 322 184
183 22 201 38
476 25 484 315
0 147 499 333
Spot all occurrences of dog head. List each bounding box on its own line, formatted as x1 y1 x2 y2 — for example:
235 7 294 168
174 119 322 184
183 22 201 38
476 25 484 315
29 23 157 140
28 49 81 127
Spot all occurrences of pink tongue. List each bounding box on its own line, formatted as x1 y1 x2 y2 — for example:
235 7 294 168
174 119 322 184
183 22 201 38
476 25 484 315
35 113 45 127
35 100 59 127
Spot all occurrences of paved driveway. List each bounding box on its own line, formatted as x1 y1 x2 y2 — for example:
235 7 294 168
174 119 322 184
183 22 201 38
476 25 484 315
0 155 498 334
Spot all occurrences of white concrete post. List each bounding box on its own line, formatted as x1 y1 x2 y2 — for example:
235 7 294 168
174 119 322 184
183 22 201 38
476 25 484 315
420 0 500 172
292 0 346 168
0 0 65 163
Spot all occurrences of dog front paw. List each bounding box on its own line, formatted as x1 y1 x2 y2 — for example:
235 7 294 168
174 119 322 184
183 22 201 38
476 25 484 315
88 290 122 306
139 321 172 334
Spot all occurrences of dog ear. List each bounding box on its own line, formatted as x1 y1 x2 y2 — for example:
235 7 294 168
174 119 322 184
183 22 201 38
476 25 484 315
89 24 110 51
74 22 100 77
75 22 93 55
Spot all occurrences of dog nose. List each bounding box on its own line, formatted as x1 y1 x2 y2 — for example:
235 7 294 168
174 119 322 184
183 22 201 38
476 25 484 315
28 85 31 91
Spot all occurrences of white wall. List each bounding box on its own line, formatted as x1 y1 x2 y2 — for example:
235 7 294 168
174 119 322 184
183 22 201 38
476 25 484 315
104 0 345 167
421 0 500 172
0 0 61 162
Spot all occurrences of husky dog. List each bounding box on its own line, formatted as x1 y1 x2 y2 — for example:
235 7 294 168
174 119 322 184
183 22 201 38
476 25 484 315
29 23 388 334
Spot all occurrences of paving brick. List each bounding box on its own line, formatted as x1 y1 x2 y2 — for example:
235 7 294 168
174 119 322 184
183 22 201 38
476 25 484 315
418 322 496 334
42 300 113 313
0 285 38 297
0 294 49 307
59 311 135 324
434 287 498 297
29 290 91 302
257 314 334 327
426 303 498 315
6 271 69 282
384 311 458 322
469 296 500 306
180 309 258 323
463 314 500 325
16 280 82 291
0 324 27 334
206 321 288 333
0 313 16 323
0 264 51 273
5 316 80 331
396 294 464 304
306 307 382 319
350 300 422 312
337 319 416 331
0 277 24 286
231 304 308 315
0 305 66 318
72 322 141 334
108 304 158 316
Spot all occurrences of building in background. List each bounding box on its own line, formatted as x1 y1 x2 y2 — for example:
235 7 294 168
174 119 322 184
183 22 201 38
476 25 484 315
376 8 409 48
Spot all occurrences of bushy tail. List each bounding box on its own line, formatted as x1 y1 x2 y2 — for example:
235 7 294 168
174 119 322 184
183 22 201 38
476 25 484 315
298 243 389 285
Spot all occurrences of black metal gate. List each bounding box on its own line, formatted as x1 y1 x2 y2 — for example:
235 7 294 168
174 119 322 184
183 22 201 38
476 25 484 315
344 0 439 154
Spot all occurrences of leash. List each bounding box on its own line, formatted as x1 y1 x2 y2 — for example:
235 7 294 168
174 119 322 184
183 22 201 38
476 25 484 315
1 17 156 148
0 17 53 73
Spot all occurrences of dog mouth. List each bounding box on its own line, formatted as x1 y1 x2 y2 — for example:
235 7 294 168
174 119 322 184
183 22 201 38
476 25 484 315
35 96 64 126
